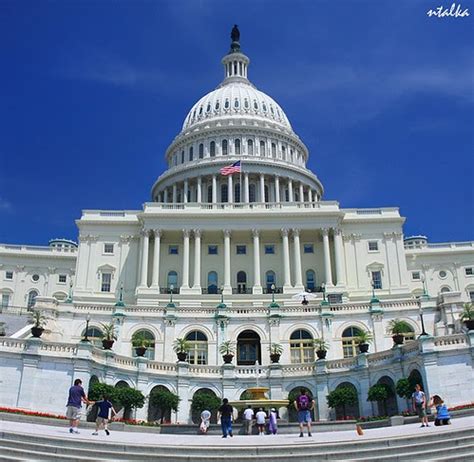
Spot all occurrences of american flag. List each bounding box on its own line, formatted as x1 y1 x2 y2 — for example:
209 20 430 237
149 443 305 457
219 160 241 176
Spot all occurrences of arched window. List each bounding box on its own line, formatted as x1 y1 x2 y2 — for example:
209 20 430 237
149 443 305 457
199 143 204 159
264 185 269 203
82 326 103 347
260 141 266 156
186 331 208 365
181 151 185 163
189 146 193 161
222 139 228 156
234 183 241 203
342 326 362 358
167 271 178 290
131 329 155 360
440 286 451 293
224 99 230 109
247 139 254 155
271 143 276 158
221 184 228 203
290 329 314 363
237 271 247 294
207 185 213 203
235 139 241 155
249 184 256 203
27 290 39 309
265 271 276 291
210 141 216 157
207 271 218 294
282 145 286 160
306 270 316 292
234 98 239 109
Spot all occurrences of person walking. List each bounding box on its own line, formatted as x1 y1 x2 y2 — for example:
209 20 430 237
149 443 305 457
200 409 211 434
243 405 254 435
92 394 116 436
66 378 93 434
255 407 267 435
217 398 234 438
294 388 315 437
412 383 430 427
430 395 451 426
268 408 278 435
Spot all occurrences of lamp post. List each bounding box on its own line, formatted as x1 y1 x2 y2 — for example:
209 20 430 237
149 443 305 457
115 282 125 307
271 284 276 304
418 298 428 337
321 282 329 306
217 286 226 309
82 313 91 342
370 280 379 304
420 274 429 298
65 279 73 303
168 284 175 307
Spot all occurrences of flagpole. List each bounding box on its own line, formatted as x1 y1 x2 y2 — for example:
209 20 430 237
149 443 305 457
239 159 242 204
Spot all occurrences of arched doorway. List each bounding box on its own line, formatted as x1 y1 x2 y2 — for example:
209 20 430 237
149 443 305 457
287 386 314 422
86 375 100 422
148 385 172 423
115 380 131 419
408 369 424 391
334 382 360 420
191 388 220 424
376 376 398 416
237 330 261 365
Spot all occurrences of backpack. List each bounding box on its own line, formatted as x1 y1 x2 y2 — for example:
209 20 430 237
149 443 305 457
298 394 310 410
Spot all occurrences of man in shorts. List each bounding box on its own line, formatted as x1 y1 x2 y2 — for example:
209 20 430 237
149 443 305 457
242 405 254 435
294 388 315 437
66 378 93 434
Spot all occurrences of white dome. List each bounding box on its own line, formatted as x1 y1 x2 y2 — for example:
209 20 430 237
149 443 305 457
182 81 293 132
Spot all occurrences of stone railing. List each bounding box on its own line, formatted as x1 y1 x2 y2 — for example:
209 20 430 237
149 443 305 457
0 337 27 351
434 334 467 348
188 364 221 376
367 350 395 366
146 362 177 374
281 364 315 376
40 342 78 355
325 357 358 370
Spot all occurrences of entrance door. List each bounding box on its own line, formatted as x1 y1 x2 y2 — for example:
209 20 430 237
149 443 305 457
237 330 261 365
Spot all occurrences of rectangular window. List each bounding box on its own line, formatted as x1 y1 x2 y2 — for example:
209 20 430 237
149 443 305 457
465 267 473 276
5 271 13 280
368 241 379 251
328 293 342 304
303 244 314 254
208 245 218 255
372 271 382 290
101 273 111 292
104 243 114 254
169 245 179 255
412 271 421 281
58 274 67 283
264 244 275 255
1 293 10 308
236 245 246 255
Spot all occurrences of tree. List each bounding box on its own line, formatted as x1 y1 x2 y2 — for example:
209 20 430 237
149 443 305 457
88 382 115 401
396 378 412 401
191 391 221 424
367 384 392 416
327 386 358 419
149 388 180 423
114 387 145 419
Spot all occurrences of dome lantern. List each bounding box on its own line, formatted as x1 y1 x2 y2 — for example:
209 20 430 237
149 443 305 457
221 25 250 84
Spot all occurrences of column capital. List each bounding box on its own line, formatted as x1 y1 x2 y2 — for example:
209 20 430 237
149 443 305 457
252 229 260 238
141 229 151 238
321 228 330 237
153 229 162 238
182 229 191 238
281 228 289 237
333 228 342 236
223 229 232 238
292 228 301 237
193 229 202 238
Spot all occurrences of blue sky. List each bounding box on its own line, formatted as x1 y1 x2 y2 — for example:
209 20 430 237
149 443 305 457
0 0 472 245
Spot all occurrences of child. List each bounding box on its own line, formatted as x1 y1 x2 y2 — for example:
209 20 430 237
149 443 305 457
200 409 211 434
430 395 451 426
412 384 429 427
268 408 278 435
255 407 267 436
92 395 116 436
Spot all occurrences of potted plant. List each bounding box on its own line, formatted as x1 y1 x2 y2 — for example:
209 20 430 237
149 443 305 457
219 340 236 364
30 310 47 338
314 338 329 360
131 331 152 357
100 322 117 350
173 338 190 362
387 319 413 345
460 303 474 331
355 329 373 353
268 343 283 363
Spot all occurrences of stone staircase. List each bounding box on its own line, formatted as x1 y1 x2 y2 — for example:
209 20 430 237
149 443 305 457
0 425 473 462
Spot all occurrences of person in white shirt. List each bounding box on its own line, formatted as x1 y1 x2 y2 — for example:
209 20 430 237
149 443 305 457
242 405 254 435
255 408 267 435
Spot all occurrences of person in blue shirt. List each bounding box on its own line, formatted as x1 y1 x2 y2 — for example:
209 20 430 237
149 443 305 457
430 395 451 426
92 395 117 436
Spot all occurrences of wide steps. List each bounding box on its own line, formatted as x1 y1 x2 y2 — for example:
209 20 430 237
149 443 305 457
0 426 473 461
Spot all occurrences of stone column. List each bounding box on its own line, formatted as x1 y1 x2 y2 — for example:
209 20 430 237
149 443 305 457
333 228 346 287
260 174 265 203
322 229 333 287
163 188 169 203
172 184 177 203
299 183 304 203
181 229 190 289
228 175 233 203
308 189 313 203
212 175 217 204
151 229 161 289
223 230 232 294
197 176 202 203
244 173 249 203
252 229 262 294
288 179 294 202
183 180 188 203
281 228 292 290
292 229 304 289
274 175 280 203
193 229 202 290
139 230 150 288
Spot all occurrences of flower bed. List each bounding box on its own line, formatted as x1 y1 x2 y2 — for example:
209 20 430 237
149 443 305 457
449 402 474 411
0 406 67 420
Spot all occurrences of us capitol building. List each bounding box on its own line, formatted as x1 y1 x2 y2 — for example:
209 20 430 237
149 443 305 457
1 28 473 423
